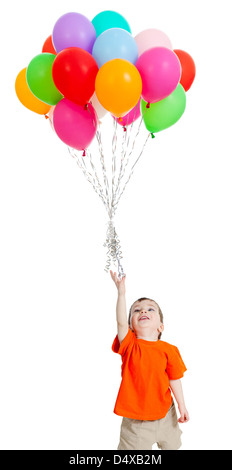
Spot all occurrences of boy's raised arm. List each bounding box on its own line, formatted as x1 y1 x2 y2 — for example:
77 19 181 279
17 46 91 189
110 271 128 343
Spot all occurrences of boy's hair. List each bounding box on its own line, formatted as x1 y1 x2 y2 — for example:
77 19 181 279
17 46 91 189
128 297 164 339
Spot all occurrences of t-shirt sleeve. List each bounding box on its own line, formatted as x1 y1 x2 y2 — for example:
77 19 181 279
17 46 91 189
166 345 187 380
112 328 134 356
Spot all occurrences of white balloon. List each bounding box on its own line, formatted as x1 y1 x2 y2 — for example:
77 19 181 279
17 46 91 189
90 93 108 119
134 29 172 57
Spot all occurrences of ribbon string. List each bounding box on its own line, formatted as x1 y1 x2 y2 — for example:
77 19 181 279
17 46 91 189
68 111 152 279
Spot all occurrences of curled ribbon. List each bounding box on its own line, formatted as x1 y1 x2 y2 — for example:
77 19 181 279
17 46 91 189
103 218 125 279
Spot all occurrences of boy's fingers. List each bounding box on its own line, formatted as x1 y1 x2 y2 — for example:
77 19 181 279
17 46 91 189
178 415 189 423
111 271 127 283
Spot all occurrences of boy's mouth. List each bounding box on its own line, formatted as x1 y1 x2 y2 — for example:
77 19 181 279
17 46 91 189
139 315 150 321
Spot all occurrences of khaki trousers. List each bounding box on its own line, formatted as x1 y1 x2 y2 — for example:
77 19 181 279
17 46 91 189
117 401 182 450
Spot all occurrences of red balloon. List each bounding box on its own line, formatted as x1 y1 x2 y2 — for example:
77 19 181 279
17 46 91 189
52 47 98 106
174 49 196 92
42 35 57 55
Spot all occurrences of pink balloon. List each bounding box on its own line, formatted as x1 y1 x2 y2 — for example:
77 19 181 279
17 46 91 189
134 29 172 57
116 98 141 126
53 99 97 150
136 47 181 103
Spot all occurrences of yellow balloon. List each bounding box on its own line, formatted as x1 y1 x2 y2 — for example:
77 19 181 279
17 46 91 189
15 68 51 115
95 59 142 118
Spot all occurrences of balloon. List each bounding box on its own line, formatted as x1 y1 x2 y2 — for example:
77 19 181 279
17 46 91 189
141 83 186 133
135 29 172 56
52 12 96 54
15 68 51 115
42 35 57 55
90 93 108 119
173 49 196 91
136 47 181 103
92 28 138 68
95 59 142 118
48 106 55 130
115 98 141 126
92 10 131 37
26 53 63 105
52 47 98 106
53 99 97 150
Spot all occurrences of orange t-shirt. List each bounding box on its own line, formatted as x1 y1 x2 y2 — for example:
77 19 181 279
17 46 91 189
112 329 187 420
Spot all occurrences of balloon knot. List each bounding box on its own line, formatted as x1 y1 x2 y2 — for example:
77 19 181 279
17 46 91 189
123 126 127 132
82 150 86 157
146 102 150 109
151 133 155 139
45 114 49 120
84 104 88 110
118 117 123 122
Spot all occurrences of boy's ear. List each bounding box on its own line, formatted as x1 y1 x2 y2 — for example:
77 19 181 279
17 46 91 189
158 323 164 333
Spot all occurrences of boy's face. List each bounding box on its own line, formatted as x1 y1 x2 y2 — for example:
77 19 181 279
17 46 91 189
130 299 164 339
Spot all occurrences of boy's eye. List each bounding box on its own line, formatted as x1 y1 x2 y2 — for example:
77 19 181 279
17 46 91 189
134 308 154 313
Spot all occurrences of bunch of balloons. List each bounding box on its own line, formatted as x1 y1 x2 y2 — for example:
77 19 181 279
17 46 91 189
15 10 196 151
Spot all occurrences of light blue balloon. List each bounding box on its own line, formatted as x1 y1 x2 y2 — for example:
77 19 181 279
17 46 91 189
92 28 138 68
92 10 131 37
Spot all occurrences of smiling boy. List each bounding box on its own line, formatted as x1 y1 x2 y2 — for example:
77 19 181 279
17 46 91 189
110 270 189 450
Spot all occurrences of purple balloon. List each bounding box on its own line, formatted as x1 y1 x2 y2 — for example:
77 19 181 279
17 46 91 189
52 12 96 54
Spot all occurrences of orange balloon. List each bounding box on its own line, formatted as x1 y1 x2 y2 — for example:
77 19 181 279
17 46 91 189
95 59 142 118
15 68 51 115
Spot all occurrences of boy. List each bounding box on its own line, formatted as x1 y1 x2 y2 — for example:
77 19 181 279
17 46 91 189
110 270 189 450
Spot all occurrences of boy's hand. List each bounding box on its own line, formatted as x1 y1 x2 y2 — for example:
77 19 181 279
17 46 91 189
178 404 190 423
110 270 126 295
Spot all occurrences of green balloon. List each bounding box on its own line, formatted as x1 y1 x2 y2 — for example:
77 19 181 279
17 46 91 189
26 53 63 106
141 84 186 133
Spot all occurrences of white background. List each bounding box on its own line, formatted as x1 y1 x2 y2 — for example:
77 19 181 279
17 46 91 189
1 0 232 450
